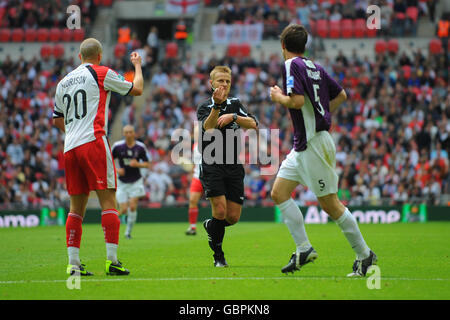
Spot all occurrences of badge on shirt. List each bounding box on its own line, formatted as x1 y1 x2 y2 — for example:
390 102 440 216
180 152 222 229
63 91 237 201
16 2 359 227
287 75 294 89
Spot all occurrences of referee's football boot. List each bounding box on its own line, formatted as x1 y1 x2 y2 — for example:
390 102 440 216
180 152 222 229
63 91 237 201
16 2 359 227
66 263 94 276
347 250 378 277
281 247 318 274
213 253 229 268
106 260 130 276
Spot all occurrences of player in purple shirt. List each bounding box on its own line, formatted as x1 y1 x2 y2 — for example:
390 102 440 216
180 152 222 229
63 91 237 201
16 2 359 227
112 125 150 239
269 24 377 277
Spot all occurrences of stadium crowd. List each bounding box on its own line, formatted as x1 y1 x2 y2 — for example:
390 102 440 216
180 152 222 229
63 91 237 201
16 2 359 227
1 25 449 210
0 0 97 31
211 0 436 38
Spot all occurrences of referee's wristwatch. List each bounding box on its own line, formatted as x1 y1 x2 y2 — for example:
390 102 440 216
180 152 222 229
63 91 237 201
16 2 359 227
232 113 238 121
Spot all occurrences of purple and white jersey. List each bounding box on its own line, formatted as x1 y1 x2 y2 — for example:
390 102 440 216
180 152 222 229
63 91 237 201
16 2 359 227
282 56 343 151
111 140 149 183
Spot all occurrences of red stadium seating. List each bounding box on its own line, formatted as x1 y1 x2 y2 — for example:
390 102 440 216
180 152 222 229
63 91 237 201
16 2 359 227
25 28 37 41
239 43 251 57
353 19 366 37
73 29 85 41
53 44 65 59
40 44 52 58
61 28 72 42
114 43 127 58
375 39 387 54
316 19 328 38
37 28 49 42
165 42 178 58
429 39 442 54
226 43 239 57
102 0 114 5
0 29 10 42
11 28 24 42
387 39 399 54
329 20 341 38
341 19 353 38
366 25 377 37
49 28 61 42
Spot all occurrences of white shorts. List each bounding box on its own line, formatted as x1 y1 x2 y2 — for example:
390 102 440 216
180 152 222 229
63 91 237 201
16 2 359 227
116 178 146 204
276 131 338 197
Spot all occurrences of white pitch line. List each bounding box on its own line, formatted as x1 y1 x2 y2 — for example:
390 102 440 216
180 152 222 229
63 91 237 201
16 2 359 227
0 276 449 285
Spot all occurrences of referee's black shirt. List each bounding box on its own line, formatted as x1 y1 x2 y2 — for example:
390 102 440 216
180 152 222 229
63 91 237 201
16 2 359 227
197 96 258 165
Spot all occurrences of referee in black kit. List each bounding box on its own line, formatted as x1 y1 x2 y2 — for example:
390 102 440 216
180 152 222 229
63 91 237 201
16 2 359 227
197 66 258 267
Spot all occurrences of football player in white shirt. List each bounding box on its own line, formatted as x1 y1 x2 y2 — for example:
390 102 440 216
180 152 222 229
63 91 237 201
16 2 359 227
53 38 143 276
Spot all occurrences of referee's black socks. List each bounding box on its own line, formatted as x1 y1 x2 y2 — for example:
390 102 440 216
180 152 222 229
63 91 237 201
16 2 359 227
209 218 230 257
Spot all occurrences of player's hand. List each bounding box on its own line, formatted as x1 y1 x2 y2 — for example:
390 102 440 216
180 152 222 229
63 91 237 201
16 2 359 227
129 159 139 167
270 85 283 103
117 168 125 176
130 52 142 67
217 114 234 128
212 85 227 105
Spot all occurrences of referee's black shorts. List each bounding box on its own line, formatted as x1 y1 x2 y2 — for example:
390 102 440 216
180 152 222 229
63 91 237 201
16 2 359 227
199 163 245 205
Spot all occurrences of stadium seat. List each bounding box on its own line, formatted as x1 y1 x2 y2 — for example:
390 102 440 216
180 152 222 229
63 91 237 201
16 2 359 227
61 28 72 42
73 29 85 42
329 20 341 38
53 44 65 59
40 44 52 58
165 42 178 58
316 20 328 38
114 43 127 58
49 28 61 42
226 43 239 57
36 28 49 42
11 28 24 42
353 19 366 38
375 39 387 54
429 39 442 54
0 29 10 42
239 43 251 57
406 7 419 23
25 28 37 42
387 39 399 54
366 26 377 37
341 19 353 38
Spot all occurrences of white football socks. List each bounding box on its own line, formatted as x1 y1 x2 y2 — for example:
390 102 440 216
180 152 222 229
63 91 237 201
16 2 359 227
126 209 137 236
68 247 80 266
335 208 370 260
106 243 118 264
277 198 311 253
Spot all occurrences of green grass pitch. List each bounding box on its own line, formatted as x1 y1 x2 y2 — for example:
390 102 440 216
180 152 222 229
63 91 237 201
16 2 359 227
0 221 449 300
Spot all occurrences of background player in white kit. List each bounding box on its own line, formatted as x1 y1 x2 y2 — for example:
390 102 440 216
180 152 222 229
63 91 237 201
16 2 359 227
269 25 377 277
112 125 150 239
53 38 143 276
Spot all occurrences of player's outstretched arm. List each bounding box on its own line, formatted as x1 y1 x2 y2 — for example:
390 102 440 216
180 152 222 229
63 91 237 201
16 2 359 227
329 89 347 113
128 52 144 96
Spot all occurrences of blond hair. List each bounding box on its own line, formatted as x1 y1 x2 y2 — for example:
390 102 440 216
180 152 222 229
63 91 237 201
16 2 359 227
209 66 231 81
79 38 103 60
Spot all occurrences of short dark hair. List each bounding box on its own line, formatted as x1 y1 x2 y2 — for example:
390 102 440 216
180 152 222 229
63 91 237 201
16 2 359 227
279 24 308 54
